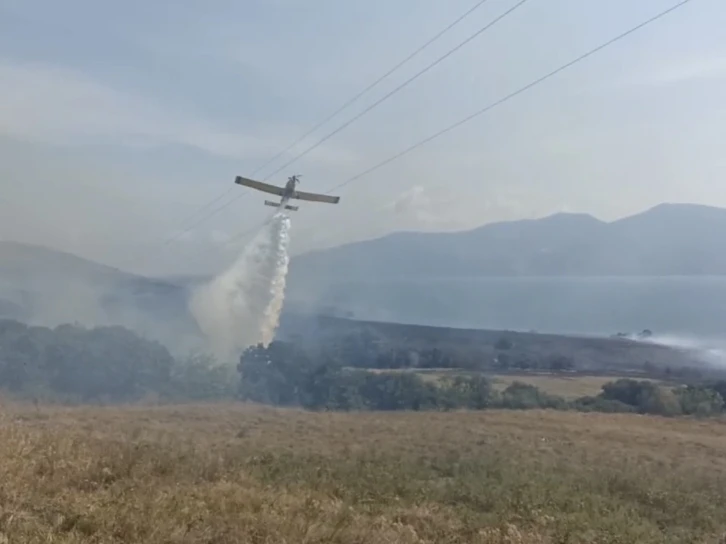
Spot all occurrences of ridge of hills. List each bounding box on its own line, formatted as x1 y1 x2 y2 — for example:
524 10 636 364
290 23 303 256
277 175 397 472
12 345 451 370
0 241 197 349
288 203 726 283
1 202 725 347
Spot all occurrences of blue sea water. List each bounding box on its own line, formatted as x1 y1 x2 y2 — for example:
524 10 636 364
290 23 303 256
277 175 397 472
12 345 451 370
287 276 726 339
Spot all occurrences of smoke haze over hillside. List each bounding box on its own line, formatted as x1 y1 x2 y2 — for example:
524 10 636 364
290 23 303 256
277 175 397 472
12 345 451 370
5 204 726 362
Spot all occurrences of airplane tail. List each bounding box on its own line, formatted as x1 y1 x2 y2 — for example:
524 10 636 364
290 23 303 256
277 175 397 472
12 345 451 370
264 200 298 211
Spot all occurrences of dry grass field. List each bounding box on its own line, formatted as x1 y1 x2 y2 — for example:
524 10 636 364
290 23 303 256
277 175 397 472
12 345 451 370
489 374 664 400
1 402 726 543
376 369 664 400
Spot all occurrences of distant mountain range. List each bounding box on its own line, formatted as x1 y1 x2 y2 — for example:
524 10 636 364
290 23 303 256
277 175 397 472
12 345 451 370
289 203 726 284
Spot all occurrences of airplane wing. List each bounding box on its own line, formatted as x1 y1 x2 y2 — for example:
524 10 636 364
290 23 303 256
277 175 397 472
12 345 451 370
235 176 285 197
293 190 340 204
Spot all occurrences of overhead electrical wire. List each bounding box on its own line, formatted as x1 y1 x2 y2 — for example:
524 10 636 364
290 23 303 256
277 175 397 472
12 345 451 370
261 0 531 181
162 0 495 231
135 0 531 267
323 0 696 196
250 0 496 178
222 0 697 249
130 0 497 268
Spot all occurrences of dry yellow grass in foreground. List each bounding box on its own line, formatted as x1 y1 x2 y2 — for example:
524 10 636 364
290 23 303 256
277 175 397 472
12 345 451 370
1 402 726 543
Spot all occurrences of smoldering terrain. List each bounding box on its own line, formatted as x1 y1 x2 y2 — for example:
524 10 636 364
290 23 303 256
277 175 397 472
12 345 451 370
4 203 726 374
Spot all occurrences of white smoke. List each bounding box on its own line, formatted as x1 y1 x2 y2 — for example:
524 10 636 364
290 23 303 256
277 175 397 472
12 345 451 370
189 210 291 362
641 333 726 368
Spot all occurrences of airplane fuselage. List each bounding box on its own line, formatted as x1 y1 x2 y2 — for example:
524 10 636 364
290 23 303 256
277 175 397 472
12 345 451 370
280 176 299 203
234 174 340 211
274 176 301 211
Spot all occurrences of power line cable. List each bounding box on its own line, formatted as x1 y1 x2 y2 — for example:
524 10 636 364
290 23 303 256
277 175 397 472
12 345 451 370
250 0 496 178
323 0 696 195
130 0 496 268
262 0 531 181
160 0 531 255
223 0 696 248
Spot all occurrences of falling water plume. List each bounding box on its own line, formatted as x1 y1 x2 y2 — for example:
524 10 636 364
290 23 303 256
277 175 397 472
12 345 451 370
190 210 291 362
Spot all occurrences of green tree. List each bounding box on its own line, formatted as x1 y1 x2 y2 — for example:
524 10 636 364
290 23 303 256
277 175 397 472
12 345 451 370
443 375 494 409
599 379 685 416
495 352 511 370
601 379 656 407
639 387 683 417
548 355 575 372
170 352 237 401
676 386 724 417
495 337 513 350
0 320 175 402
707 381 726 409
237 342 311 405
500 382 566 410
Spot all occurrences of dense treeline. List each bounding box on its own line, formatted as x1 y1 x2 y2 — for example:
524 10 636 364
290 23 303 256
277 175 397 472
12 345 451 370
239 342 726 417
2 318 724 418
306 328 578 372
0 319 236 402
297 326 705 381
238 341 496 411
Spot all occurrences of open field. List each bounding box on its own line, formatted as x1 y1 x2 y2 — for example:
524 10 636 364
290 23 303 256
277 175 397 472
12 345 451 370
370 369 665 400
1 403 726 543
489 373 665 400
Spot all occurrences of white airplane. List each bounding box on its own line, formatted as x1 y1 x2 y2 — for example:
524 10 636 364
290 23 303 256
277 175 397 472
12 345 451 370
234 174 340 212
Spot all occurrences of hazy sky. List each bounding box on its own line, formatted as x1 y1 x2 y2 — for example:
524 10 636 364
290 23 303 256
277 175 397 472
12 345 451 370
1 0 724 275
